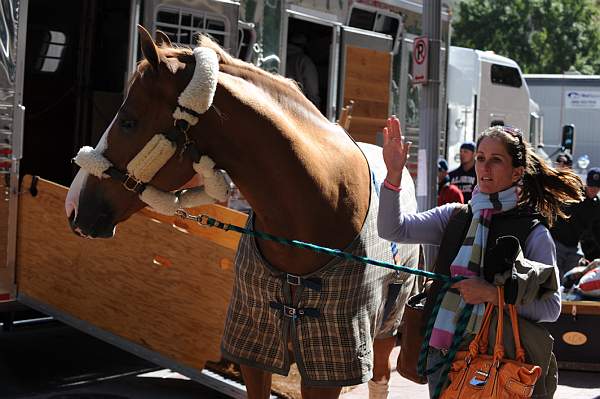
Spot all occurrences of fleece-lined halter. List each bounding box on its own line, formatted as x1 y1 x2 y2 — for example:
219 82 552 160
74 47 229 215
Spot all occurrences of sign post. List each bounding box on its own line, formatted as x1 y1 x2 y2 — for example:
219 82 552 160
412 36 429 85
417 2 441 267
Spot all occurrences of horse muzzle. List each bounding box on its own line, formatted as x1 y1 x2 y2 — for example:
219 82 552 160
68 209 116 239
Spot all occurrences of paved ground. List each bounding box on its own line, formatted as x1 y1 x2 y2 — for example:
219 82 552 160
0 319 231 399
341 347 600 399
2 318 598 398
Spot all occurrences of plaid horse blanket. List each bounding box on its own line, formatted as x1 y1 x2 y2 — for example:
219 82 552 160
221 177 419 386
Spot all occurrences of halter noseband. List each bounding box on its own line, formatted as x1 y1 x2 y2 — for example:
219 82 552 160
74 47 228 215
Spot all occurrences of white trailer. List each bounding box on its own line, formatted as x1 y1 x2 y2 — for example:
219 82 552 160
446 46 543 170
525 74 600 169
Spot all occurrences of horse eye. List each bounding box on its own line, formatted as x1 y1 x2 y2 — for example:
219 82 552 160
120 119 137 130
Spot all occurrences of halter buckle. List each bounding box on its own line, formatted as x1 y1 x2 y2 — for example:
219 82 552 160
197 214 211 227
123 174 144 192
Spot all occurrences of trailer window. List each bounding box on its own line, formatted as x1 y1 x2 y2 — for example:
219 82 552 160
35 31 66 73
349 8 376 30
348 4 402 54
155 7 229 48
374 14 399 38
491 64 522 88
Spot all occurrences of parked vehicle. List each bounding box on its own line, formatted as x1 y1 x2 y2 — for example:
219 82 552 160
446 46 544 170
525 74 600 170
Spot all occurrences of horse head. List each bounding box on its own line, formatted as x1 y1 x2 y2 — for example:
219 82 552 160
66 25 371 276
66 26 224 238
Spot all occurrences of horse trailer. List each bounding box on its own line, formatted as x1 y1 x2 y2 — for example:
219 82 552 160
0 0 450 396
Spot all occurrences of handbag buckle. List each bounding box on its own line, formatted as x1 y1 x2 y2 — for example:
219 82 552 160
469 369 490 387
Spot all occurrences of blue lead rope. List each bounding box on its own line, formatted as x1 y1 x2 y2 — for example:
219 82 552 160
175 210 467 397
176 210 462 284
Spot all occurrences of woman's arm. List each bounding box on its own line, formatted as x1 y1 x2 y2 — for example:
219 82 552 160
517 225 561 322
377 186 459 245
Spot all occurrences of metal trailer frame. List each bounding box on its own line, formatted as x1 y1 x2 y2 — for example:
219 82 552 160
1 0 27 309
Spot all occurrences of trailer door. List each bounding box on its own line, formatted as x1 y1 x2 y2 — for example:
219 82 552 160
282 10 341 120
0 0 27 304
338 26 392 144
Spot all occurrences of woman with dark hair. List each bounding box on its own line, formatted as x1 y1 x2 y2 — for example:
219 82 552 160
378 117 583 398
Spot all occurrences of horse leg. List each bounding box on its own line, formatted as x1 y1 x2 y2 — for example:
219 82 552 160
301 384 342 399
240 364 272 399
369 335 397 398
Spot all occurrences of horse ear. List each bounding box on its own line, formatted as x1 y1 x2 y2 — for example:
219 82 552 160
137 25 160 71
155 30 173 47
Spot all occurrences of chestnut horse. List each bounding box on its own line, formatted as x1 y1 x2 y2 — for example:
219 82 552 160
66 26 419 399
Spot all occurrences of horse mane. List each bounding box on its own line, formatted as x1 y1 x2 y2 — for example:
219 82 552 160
147 35 311 110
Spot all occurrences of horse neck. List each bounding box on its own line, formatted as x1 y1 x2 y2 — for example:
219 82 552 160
196 71 371 272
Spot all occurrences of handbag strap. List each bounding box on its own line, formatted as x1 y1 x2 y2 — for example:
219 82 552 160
492 286 506 362
509 304 526 362
468 301 495 358
467 287 527 364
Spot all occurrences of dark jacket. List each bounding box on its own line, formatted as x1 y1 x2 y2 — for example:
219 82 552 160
551 196 600 248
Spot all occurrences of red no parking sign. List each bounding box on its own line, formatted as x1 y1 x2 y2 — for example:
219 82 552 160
412 36 428 85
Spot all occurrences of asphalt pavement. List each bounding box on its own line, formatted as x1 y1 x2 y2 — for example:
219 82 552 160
1 319 598 399
0 319 230 399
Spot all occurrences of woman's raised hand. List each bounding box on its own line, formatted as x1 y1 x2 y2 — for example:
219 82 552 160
382 116 411 186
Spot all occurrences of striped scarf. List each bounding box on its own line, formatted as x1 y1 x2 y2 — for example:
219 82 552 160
429 185 518 349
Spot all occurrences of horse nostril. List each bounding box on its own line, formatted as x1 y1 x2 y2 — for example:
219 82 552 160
91 213 116 238
68 212 85 238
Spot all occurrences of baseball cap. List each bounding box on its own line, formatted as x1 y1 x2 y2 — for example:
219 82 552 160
438 158 449 171
460 141 476 152
556 153 573 166
587 168 600 187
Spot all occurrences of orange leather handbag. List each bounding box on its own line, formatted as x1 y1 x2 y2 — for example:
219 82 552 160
440 287 542 399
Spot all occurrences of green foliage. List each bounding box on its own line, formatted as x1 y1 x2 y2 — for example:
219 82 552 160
452 0 600 74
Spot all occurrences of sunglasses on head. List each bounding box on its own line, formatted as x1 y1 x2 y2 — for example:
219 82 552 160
501 125 523 140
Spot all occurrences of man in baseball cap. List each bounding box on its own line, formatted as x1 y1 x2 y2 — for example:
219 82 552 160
449 141 477 202
459 141 476 152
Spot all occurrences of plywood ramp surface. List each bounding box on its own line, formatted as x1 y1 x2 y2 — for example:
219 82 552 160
17 176 246 370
